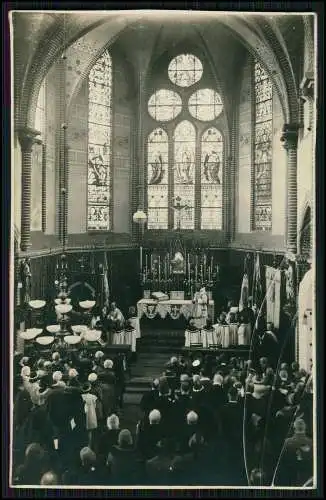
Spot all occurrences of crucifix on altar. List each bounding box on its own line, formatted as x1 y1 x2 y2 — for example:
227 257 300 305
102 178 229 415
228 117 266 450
172 195 190 231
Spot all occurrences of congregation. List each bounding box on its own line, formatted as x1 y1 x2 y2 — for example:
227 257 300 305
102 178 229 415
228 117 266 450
12 329 313 487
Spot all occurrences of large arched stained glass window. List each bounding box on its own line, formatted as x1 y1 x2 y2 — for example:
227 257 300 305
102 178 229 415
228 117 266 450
147 128 169 230
87 50 112 231
146 53 225 231
201 128 223 230
173 121 196 229
253 60 273 231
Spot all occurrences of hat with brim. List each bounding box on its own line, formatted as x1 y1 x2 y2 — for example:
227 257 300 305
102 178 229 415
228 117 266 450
29 370 39 383
82 382 92 393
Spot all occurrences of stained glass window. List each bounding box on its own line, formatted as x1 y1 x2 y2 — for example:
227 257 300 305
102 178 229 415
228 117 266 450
87 50 112 231
168 54 203 87
188 89 223 121
148 89 182 122
147 128 169 230
173 121 196 229
146 54 225 231
253 61 273 231
201 128 223 230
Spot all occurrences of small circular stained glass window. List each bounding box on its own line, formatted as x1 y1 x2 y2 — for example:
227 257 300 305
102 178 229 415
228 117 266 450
168 54 203 88
188 89 223 121
148 89 182 122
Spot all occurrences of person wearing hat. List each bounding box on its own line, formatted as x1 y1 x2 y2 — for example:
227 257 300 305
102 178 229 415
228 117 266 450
191 358 202 376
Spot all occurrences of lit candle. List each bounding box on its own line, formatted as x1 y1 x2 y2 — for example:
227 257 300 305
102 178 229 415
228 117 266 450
140 246 143 271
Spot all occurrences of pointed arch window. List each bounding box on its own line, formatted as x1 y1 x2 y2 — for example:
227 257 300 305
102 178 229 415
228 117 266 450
201 128 223 230
252 60 273 231
146 52 225 231
147 128 169 230
173 121 196 229
87 49 112 231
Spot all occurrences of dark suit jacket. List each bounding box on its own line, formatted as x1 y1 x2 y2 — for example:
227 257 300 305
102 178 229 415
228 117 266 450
107 446 144 485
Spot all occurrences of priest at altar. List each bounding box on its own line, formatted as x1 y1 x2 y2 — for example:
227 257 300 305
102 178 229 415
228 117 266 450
192 285 209 329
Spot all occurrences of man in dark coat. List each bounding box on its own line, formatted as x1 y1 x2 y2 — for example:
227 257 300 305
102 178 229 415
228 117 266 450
140 378 160 418
136 409 165 460
274 418 313 486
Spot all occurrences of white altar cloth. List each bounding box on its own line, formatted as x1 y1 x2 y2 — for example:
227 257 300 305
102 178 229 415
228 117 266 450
137 299 214 321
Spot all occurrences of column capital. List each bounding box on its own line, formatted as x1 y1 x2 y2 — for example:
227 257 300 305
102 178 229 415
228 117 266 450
16 127 41 151
281 124 300 150
300 72 314 101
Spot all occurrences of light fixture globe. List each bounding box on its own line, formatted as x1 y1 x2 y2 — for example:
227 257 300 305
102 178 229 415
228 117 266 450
133 209 147 225
29 300 46 309
20 328 43 340
55 303 72 315
46 325 61 334
36 336 54 346
79 300 96 310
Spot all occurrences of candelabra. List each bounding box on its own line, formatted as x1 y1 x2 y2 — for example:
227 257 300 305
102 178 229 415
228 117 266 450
140 251 219 298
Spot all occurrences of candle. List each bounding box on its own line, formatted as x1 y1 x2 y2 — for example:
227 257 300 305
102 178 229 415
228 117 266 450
150 255 153 270
158 256 161 282
145 254 148 272
140 246 143 271
210 256 213 274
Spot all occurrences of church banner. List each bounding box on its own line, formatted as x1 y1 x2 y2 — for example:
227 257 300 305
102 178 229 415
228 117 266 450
265 266 281 329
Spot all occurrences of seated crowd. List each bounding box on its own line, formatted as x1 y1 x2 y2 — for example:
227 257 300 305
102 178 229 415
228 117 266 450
12 343 313 487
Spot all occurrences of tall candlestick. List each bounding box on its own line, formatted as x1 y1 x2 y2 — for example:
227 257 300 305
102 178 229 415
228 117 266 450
158 256 161 282
140 246 143 271
145 255 148 272
150 255 153 271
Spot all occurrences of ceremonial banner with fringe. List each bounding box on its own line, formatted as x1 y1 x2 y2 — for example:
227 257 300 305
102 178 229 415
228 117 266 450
103 252 110 305
239 273 249 312
252 253 263 311
265 266 281 329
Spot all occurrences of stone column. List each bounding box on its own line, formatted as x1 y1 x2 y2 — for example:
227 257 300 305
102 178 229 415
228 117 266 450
17 127 40 251
281 124 300 256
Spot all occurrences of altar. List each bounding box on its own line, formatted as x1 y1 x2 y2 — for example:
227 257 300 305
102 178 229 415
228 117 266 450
137 298 215 322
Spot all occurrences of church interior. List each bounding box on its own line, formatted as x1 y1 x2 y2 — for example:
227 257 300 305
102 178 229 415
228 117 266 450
11 11 316 488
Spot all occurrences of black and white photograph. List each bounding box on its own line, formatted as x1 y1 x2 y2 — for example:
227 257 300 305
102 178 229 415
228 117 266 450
7 7 319 491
